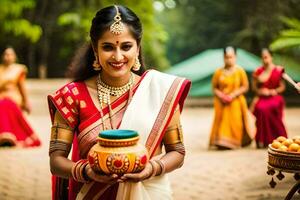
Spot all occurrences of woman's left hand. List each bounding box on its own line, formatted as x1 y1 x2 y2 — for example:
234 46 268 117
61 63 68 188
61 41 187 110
22 102 31 114
119 162 153 183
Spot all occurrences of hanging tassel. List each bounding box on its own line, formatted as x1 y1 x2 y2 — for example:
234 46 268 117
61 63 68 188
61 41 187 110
276 171 285 181
267 168 275 176
269 177 277 188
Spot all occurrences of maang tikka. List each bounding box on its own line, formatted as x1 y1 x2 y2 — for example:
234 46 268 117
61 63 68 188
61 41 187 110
110 5 125 35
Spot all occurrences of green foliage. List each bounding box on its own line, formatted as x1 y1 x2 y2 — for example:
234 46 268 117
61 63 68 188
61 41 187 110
0 0 35 18
157 0 300 65
101 0 170 70
273 54 300 81
0 0 41 43
3 19 42 43
270 17 300 51
57 11 93 41
2 0 300 77
56 0 170 70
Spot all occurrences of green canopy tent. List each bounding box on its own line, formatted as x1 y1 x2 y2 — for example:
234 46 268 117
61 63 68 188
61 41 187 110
166 48 261 97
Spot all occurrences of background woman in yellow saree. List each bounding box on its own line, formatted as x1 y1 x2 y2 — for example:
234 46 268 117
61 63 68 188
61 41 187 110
209 47 250 149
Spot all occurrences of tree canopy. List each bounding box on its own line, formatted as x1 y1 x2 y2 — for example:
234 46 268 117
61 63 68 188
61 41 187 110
0 0 169 77
1 0 300 78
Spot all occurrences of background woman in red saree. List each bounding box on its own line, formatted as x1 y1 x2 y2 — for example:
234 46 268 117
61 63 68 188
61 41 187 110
48 5 190 200
0 47 41 147
252 48 287 148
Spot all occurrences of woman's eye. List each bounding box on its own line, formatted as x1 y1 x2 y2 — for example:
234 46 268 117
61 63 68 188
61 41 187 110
121 44 132 51
102 45 114 51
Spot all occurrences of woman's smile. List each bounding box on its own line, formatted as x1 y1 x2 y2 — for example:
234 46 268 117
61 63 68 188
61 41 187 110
109 61 128 70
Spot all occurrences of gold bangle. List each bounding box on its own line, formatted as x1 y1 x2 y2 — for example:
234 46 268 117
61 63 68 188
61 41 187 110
149 160 158 178
155 160 166 176
71 159 90 183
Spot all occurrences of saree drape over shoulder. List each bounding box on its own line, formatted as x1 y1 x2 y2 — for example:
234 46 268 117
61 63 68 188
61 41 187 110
209 66 251 149
48 70 191 200
252 66 287 147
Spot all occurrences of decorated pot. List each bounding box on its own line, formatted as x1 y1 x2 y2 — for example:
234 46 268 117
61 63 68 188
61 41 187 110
88 129 149 176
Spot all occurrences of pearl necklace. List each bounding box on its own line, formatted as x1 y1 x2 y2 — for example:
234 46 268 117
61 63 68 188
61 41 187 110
96 73 134 105
96 73 134 130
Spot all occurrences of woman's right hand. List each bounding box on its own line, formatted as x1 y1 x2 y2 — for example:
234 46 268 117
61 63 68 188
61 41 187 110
85 164 119 184
258 88 270 96
21 101 31 114
219 93 232 104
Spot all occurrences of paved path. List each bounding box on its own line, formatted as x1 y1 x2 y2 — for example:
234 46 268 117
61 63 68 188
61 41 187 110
0 80 299 200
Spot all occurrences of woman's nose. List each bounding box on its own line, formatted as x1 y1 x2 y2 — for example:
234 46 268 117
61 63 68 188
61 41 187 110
113 49 124 61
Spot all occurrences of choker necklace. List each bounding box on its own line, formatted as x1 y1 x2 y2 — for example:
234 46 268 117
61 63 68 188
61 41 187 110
96 73 134 104
96 73 134 130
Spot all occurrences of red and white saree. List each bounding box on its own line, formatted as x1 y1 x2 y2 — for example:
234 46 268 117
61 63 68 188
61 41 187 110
48 70 191 200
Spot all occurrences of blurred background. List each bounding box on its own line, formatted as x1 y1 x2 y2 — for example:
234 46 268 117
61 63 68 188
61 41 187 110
1 0 300 102
0 0 299 77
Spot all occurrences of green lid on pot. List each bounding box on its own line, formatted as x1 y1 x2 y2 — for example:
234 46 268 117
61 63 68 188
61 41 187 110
99 129 138 139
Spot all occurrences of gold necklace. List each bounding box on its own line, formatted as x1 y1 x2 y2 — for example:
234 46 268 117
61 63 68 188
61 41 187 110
96 73 134 130
97 73 134 102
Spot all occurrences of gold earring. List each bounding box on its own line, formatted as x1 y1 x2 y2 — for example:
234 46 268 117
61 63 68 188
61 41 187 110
132 57 141 71
93 59 101 71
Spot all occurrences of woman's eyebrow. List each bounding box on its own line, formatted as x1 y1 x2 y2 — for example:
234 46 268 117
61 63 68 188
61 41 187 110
100 41 133 45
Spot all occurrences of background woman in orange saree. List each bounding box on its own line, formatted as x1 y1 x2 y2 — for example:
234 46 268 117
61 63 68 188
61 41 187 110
209 47 250 149
252 48 287 148
0 47 40 147
48 5 191 200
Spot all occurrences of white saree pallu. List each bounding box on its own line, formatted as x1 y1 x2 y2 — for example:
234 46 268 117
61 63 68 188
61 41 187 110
116 70 188 200
116 174 173 200
77 70 190 200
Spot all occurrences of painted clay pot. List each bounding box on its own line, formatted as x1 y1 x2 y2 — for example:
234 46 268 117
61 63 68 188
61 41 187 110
88 129 149 176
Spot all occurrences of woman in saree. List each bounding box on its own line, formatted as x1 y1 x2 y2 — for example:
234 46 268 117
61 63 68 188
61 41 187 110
252 48 287 148
48 5 191 200
0 47 41 147
209 47 251 149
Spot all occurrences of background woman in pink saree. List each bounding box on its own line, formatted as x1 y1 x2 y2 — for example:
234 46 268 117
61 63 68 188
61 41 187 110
0 47 41 147
48 5 190 200
252 48 287 148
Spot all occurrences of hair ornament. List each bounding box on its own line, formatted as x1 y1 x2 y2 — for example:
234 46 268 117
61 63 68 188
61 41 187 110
110 5 125 35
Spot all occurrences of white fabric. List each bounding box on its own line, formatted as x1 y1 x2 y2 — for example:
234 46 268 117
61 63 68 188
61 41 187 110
117 70 177 200
116 174 173 200
119 70 176 144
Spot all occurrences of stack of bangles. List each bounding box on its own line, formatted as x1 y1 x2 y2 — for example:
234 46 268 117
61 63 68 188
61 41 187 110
149 160 166 177
71 159 90 183
71 159 165 182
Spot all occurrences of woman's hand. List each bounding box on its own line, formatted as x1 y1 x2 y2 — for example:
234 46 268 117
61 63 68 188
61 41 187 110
270 89 278 96
85 164 119 184
258 88 271 96
22 101 31 114
219 93 233 104
119 162 153 183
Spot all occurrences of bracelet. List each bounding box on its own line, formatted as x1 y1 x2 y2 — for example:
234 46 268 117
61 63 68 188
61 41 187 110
71 159 90 183
155 160 166 176
149 160 158 178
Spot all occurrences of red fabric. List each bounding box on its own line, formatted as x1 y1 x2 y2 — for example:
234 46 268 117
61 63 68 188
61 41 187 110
253 66 287 147
0 98 37 146
48 81 132 200
48 71 191 200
